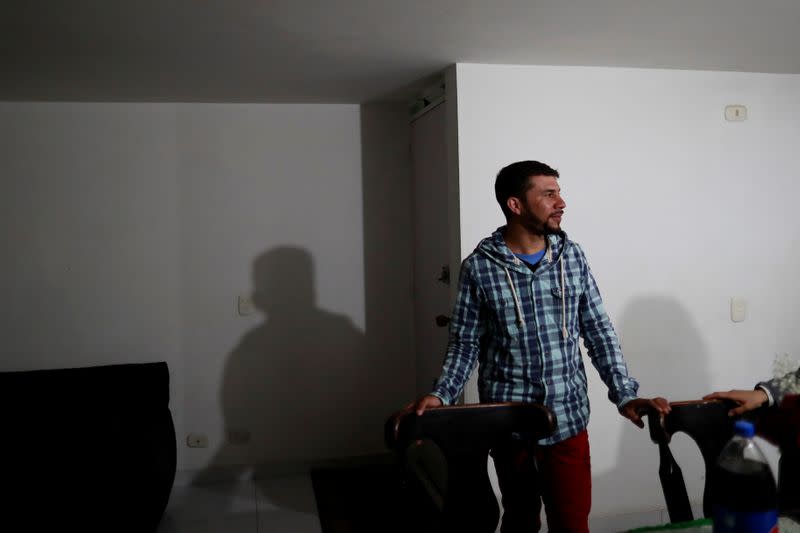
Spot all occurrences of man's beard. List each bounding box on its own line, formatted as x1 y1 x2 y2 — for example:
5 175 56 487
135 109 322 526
521 211 561 236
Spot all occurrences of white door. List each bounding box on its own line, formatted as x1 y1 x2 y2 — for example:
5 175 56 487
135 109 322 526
410 102 452 397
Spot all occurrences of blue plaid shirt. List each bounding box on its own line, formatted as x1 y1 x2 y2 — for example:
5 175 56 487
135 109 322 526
432 228 639 444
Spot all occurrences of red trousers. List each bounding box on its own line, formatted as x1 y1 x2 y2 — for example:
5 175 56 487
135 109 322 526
492 429 591 533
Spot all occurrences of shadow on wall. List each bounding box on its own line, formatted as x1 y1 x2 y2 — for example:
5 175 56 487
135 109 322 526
187 104 416 524
592 296 711 517
193 246 369 509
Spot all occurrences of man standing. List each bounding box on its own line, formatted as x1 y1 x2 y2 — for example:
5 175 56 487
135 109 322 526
413 160 669 532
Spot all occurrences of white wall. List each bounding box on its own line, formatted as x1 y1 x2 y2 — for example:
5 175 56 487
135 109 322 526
0 102 415 475
454 64 800 518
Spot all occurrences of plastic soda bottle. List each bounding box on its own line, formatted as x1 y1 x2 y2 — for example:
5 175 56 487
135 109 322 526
712 420 779 532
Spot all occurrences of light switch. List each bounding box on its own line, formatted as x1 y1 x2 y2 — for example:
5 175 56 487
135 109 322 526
730 297 746 322
238 294 255 316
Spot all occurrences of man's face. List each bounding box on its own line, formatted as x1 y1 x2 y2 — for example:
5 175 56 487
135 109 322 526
514 174 566 235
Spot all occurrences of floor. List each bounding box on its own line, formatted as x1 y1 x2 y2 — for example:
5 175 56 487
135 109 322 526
157 475 322 533
155 474 696 533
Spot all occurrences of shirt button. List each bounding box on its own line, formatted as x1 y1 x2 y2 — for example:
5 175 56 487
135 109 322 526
535 299 542 306
540 325 546 331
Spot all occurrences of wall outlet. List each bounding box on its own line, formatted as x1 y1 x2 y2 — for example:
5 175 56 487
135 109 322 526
725 104 747 122
186 433 209 448
227 429 251 445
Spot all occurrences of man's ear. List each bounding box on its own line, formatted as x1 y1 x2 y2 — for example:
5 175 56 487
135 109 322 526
507 197 523 216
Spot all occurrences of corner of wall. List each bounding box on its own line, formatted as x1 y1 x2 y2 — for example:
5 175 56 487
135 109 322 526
444 65 462 307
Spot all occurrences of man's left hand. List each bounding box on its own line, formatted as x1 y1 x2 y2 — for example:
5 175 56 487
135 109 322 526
620 397 671 428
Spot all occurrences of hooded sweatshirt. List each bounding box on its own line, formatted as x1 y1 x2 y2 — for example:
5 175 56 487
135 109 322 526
432 227 639 444
758 367 800 407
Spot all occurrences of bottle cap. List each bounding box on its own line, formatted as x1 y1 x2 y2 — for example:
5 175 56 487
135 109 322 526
734 419 755 438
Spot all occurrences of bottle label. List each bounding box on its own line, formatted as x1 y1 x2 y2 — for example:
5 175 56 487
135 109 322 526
713 508 778 532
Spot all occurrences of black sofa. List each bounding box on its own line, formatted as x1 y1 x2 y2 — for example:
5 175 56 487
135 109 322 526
0 361 177 531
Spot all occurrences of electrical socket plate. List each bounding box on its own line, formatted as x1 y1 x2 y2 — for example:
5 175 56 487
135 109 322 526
725 105 747 122
186 433 209 448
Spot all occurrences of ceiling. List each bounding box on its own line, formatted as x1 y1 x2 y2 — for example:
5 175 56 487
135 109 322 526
2 0 799 103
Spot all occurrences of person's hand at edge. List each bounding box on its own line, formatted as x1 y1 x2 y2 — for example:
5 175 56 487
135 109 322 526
703 389 768 416
405 394 443 416
620 397 671 428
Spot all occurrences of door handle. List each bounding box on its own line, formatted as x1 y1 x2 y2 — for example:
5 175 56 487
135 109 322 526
437 265 450 285
435 315 450 327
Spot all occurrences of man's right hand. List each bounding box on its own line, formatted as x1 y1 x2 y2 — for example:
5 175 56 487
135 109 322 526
408 394 443 416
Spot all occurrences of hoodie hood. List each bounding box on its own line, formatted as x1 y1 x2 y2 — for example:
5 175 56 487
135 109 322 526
476 227 570 339
476 227 569 274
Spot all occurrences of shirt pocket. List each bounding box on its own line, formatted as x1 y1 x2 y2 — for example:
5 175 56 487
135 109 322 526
550 277 584 301
550 278 584 333
492 296 522 348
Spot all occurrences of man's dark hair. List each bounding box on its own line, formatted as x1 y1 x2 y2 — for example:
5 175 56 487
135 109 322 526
495 160 560 219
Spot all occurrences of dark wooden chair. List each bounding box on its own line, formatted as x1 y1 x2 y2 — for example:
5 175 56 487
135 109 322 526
645 399 739 523
384 402 555 533
645 396 800 523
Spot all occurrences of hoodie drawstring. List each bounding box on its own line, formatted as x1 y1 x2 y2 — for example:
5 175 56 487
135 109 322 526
545 244 568 339
504 267 525 328
559 256 568 340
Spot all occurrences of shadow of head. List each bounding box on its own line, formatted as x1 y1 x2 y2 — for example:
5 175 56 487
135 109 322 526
251 246 315 314
618 295 709 398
